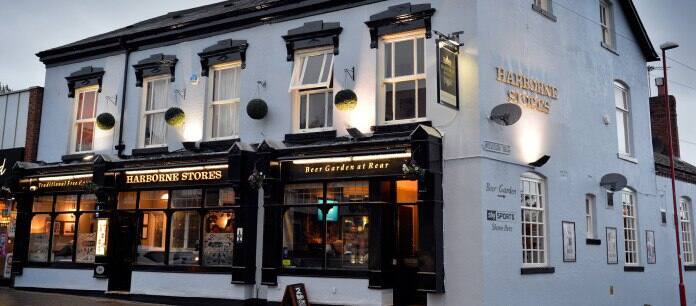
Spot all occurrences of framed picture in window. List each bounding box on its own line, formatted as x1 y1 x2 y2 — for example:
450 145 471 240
606 227 618 264
63 222 75 235
436 40 459 109
646 230 656 264
562 221 576 262
141 214 149 240
50 221 61 235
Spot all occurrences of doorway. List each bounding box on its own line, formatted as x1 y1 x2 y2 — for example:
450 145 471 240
108 211 137 292
393 180 425 306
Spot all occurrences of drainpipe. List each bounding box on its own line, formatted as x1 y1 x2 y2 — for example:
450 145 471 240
115 38 132 157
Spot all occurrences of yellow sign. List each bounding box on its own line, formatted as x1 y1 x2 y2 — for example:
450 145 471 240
36 178 91 189
496 67 558 114
125 169 223 184
303 161 391 174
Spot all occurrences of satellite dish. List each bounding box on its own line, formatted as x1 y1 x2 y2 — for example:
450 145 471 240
600 173 628 193
490 103 522 126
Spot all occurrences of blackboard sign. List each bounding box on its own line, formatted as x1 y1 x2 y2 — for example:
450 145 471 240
282 283 310 306
437 41 459 109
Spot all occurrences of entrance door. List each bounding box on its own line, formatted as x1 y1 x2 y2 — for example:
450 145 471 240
108 212 137 292
393 181 425 306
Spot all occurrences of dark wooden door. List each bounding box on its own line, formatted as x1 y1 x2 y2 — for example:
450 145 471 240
393 205 425 306
108 212 137 292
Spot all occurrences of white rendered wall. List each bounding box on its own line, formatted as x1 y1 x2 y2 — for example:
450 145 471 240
13 268 107 291
129 271 252 300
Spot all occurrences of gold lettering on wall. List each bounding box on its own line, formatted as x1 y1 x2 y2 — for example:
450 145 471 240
496 67 558 114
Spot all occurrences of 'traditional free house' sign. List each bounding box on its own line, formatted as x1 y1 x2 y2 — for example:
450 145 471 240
496 67 558 114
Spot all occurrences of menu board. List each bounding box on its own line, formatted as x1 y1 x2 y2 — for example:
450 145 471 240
282 283 310 306
77 233 97 263
203 233 234 266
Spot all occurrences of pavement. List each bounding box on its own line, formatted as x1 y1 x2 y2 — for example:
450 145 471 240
0 287 166 306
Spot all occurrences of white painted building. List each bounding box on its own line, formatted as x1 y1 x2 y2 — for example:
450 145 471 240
8 0 696 305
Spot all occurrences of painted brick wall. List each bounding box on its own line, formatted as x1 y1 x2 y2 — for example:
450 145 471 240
25 87 43 162
649 94 680 157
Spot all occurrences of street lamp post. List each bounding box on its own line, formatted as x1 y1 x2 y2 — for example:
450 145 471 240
660 41 687 306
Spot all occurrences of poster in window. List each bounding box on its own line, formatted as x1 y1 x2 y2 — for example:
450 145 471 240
562 221 576 262
646 230 656 264
204 233 234 266
63 222 75 235
606 227 618 264
28 234 49 262
437 41 459 109
3 253 11 279
76 232 97 263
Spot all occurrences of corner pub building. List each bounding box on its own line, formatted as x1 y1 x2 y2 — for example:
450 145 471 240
6 0 696 305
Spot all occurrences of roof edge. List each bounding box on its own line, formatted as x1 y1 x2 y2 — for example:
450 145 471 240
619 0 660 62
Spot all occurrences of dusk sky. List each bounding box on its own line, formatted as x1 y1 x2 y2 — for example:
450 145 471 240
1 0 694 163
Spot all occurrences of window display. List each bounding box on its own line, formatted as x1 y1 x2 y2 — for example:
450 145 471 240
28 214 51 262
169 211 200 265
203 211 235 266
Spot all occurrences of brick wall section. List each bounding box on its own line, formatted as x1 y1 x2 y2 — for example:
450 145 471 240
24 87 43 162
649 95 679 157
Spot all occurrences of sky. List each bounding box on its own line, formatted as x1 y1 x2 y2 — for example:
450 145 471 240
0 0 694 163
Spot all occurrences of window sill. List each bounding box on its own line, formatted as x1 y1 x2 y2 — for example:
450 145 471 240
617 154 638 164
624 266 644 272
284 129 337 145
685 265 696 271
199 138 239 152
372 120 432 136
520 266 555 275
24 262 94 270
279 267 369 279
532 4 557 22
132 264 233 274
61 152 95 163
601 42 619 56
132 146 169 156
586 238 602 245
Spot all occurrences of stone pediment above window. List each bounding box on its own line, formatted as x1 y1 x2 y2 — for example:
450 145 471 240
65 66 105 98
365 3 436 48
133 54 178 87
198 39 249 77
282 20 342 61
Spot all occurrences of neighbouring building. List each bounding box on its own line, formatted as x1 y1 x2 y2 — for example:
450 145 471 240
0 86 43 285
6 0 695 305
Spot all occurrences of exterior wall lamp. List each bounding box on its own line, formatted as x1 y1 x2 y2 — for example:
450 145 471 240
528 155 550 168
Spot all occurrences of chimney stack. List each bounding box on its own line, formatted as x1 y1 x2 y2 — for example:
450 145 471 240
650 78 680 158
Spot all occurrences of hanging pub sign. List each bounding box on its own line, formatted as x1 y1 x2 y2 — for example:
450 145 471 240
284 153 411 181
122 164 228 187
281 283 310 306
0 148 24 187
437 39 460 109
20 174 93 192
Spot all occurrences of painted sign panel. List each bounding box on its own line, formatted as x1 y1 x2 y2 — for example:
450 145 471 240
284 156 410 181
122 165 228 188
437 42 459 108
0 148 24 186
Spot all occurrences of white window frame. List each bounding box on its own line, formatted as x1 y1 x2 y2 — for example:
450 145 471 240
520 173 548 267
289 47 334 91
621 188 639 265
70 85 99 154
378 29 427 125
206 62 242 140
614 81 633 157
139 75 170 148
293 88 334 133
534 0 552 14
600 0 615 49
586 194 597 239
680 197 695 265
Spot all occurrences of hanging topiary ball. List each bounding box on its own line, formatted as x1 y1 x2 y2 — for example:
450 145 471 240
96 113 116 130
247 98 268 120
165 107 185 126
334 89 358 111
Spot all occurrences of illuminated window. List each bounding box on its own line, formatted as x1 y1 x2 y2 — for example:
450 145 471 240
203 211 235 266
290 47 334 132
614 81 632 156
71 87 98 153
76 213 98 263
208 63 241 139
138 211 167 265
680 197 694 264
141 76 169 147
381 30 426 123
28 214 51 262
521 173 547 266
586 194 596 238
600 0 615 49
117 192 137 210
621 188 639 265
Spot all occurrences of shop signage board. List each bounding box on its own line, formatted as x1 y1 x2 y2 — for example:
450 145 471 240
20 174 92 192
282 283 310 306
122 165 228 188
284 155 410 181
495 66 558 114
0 148 24 186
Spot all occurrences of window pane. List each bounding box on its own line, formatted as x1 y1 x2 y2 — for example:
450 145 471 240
33 196 53 212
385 83 393 121
139 190 168 209
76 92 84 120
171 189 202 208
395 80 416 120
203 211 235 266
213 67 240 101
79 122 94 151
118 192 137 210
282 207 323 268
326 205 369 270
55 195 77 212
285 183 323 205
137 211 167 265
170 211 201 265
299 95 307 130
302 54 325 85
384 43 392 78
147 79 168 111
145 113 166 146
394 40 415 77
52 213 76 262
76 213 97 263
417 38 424 74
28 214 51 262
320 54 333 83
79 194 97 211
396 180 418 203
326 91 333 127
205 188 236 207
616 110 628 154
418 79 426 118
308 92 327 129
212 103 238 138
80 91 97 119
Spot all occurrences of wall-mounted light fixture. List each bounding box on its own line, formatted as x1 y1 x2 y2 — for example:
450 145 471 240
528 155 550 168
